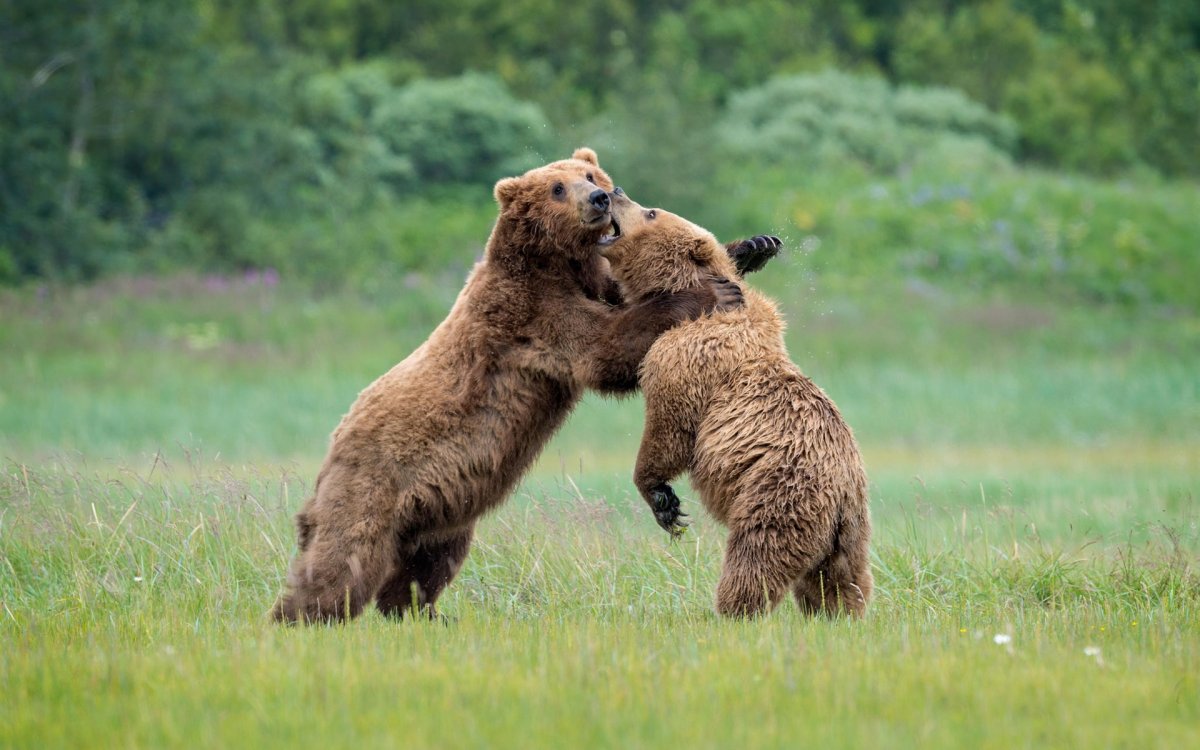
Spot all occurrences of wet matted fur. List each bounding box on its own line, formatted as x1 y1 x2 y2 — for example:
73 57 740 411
271 150 747 623
602 192 873 618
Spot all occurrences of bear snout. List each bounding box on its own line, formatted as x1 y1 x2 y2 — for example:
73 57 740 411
588 189 610 213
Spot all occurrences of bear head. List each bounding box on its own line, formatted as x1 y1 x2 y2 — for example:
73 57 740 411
491 148 618 260
599 190 740 300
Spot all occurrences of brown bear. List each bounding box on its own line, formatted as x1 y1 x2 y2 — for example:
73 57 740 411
271 149 773 624
600 189 873 618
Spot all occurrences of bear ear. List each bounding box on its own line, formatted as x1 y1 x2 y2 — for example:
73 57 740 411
494 177 521 209
572 147 599 166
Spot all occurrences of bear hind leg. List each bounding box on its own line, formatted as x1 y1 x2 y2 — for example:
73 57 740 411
272 523 395 625
793 547 872 618
715 528 818 618
375 524 475 620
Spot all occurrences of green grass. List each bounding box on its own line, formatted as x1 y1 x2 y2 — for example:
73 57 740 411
1 462 1196 748
2 166 1199 746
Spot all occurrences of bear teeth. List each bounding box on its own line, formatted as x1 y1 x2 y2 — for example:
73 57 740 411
598 219 622 246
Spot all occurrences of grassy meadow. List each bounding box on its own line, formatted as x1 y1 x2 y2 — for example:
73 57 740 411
2 168 1199 747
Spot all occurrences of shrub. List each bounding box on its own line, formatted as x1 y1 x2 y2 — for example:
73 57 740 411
371 73 554 187
717 71 1016 174
296 61 418 198
294 66 556 196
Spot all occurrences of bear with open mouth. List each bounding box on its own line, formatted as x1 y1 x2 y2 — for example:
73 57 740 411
271 149 780 623
600 188 873 618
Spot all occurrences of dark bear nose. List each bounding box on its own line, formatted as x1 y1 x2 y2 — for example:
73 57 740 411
589 189 610 212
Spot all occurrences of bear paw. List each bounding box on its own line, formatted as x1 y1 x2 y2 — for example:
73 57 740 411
730 235 783 276
711 277 745 312
649 483 689 538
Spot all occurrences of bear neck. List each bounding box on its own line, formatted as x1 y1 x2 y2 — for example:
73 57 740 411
485 215 608 294
488 214 592 258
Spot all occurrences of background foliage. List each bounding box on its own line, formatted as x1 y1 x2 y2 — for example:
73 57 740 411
2 0 1198 302
3 6 1198 746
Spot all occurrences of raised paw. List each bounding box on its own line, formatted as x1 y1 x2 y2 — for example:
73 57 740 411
711 277 745 312
730 234 783 276
648 483 690 538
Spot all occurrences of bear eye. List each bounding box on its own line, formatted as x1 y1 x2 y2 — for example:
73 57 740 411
586 173 595 184
647 210 657 219
553 183 565 197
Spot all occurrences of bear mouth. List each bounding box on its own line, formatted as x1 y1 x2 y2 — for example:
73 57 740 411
597 218 622 247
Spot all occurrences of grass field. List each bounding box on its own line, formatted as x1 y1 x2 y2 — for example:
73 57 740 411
2 254 1198 746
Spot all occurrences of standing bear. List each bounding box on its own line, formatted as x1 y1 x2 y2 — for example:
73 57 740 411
600 189 873 618
271 149 771 624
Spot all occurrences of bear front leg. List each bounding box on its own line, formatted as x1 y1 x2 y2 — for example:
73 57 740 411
725 235 782 276
634 403 698 538
644 482 688 538
582 279 744 394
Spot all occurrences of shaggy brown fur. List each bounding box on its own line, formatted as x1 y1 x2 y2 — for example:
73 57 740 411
271 149 751 624
602 192 873 618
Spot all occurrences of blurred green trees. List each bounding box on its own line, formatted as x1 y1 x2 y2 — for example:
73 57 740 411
1 0 1197 285
718 71 1017 172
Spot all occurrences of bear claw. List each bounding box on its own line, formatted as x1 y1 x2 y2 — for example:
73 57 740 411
649 483 689 537
731 235 783 276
